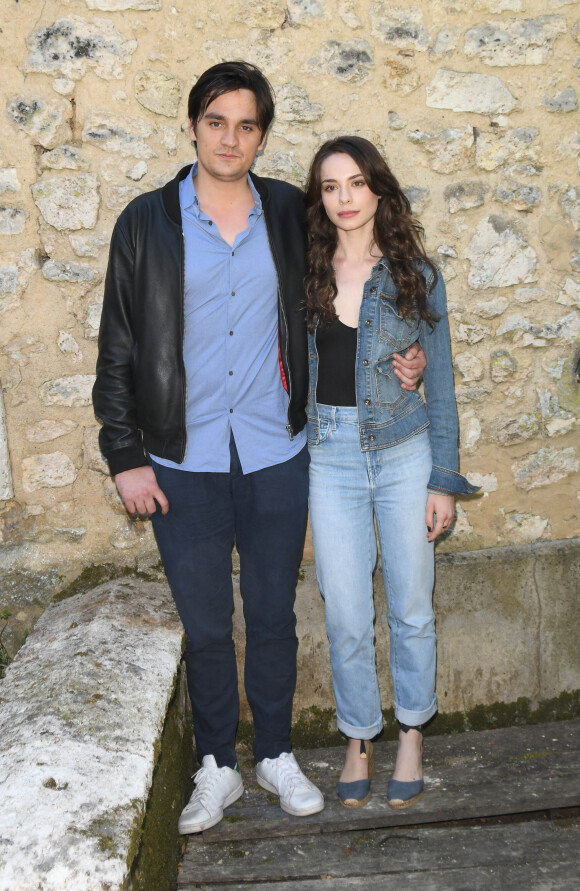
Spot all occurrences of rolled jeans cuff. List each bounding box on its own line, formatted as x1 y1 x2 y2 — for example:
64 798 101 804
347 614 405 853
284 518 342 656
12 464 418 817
336 714 384 740
395 695 438 728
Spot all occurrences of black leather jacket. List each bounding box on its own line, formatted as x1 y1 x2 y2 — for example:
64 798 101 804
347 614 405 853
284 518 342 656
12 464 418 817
93 165 309 476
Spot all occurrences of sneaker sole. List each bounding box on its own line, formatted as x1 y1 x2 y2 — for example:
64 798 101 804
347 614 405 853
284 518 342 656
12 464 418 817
178 781 244 834
255 774 324 817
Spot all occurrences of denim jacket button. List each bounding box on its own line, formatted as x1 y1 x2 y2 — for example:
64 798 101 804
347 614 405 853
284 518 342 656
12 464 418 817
368 434 376 441
364 398 371 405
365 319 372 326
363 358 369 366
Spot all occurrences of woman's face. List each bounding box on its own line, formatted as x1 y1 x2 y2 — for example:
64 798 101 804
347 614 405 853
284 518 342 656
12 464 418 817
319 152 380 234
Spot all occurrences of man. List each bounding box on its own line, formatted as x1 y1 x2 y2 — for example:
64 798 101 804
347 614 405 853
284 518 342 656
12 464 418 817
93 61 424 834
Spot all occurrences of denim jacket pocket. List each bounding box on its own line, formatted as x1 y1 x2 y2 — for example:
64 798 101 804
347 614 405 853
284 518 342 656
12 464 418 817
378 297 421 348
374 357 411 410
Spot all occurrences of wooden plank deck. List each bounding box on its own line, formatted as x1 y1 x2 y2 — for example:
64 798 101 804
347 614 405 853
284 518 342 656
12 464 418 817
178 719 580 889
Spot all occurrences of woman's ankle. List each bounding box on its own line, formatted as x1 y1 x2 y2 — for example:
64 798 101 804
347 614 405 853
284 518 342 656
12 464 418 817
340 738 371 783
391 726 423 783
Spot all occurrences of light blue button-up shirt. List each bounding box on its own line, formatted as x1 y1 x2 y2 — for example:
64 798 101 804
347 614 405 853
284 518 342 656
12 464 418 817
151 165 305 474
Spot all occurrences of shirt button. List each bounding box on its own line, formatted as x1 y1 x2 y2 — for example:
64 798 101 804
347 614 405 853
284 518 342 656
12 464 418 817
364 398 371 405
229 408 233 413
208 220 213 226
231 251 235 256
231 290 235 296
229 331 234 336
363 358 369 366
229 370 233 376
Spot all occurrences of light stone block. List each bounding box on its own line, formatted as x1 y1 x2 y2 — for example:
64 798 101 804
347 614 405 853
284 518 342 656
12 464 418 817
426 69 518 115
82 111 156 159
512 447 579 490
543 88 578 114
39 375 95 408
476 297 509 319
0 581 183 891
43 260 101 284
276 84 325 123
407 126 474 173
464 16 567 67
308 40 374 82
6 95 71 150
233 0 287 28
465 216 537 289
25 420 78 443
23 16 137 81
22 451 77 491
39 146 88 171
134 70 184 118
57 331 82 363
0 169 20 194
370 4 430 50
31 174 100 231
0 206 25 235
288 0 324 24
454 352 484 382
444 181 489 214
475 127 542 172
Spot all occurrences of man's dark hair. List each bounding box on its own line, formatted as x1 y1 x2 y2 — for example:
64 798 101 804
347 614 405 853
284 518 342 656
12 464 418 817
188 61 275 138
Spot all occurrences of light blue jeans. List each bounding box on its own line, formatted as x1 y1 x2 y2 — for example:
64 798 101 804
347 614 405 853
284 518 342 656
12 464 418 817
308 404 437 738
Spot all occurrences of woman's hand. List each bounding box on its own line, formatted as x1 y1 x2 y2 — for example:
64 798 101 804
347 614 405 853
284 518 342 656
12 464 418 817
425 493 455 542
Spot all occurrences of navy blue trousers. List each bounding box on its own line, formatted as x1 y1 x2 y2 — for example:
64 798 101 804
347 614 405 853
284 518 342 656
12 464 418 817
151 437 309 768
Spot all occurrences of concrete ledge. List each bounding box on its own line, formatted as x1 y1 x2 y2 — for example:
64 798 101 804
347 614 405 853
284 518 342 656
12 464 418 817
257 537 580 720
0 580 183 891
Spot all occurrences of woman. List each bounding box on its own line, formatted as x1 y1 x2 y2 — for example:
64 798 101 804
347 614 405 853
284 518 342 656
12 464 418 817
305 136 478 809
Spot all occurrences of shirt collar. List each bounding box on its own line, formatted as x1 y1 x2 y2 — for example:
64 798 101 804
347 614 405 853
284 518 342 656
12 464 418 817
180 161 263 217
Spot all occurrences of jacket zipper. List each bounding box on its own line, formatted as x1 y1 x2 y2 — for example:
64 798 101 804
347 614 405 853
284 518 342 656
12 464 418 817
262 206 294 440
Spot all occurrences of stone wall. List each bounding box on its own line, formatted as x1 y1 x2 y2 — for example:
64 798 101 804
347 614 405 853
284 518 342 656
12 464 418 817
0 1 579 605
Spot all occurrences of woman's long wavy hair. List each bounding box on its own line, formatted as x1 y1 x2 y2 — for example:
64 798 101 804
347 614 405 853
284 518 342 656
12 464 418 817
305 136 438 330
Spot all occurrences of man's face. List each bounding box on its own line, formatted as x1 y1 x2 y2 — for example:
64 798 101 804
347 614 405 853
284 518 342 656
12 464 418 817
189 89 266 184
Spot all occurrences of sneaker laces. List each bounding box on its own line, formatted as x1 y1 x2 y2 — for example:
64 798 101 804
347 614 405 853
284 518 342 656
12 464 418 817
275 753 313 794
185 764 222 811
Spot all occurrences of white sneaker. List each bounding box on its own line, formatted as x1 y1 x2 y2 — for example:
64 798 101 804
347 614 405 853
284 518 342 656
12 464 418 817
255 751 324 817
178 754 244 834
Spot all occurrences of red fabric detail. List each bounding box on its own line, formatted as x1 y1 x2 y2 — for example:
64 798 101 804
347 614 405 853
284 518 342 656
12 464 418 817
278 332 288 392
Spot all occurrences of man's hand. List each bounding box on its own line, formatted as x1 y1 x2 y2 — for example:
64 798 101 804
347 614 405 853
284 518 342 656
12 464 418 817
115 466 169 516
393 343 426 391
425 493 455 542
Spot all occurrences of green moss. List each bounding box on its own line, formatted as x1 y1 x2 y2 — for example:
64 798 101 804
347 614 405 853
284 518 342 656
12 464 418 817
222 812 246 824
129 667 194 891
291 706 342 748
53 564 156 603
288 691 580 748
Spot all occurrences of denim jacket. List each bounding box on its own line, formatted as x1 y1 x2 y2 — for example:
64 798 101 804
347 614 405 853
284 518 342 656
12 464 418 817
307 259 479 496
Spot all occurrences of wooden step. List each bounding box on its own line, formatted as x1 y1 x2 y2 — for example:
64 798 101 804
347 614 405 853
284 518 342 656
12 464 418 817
180 817 580 889
178 719 580 889
196 719 580 843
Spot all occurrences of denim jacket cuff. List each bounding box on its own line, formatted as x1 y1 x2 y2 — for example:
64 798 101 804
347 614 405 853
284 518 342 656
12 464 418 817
428 465 481 496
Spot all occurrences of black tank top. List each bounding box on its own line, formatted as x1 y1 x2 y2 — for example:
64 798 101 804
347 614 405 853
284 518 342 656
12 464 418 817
315 318 357 407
